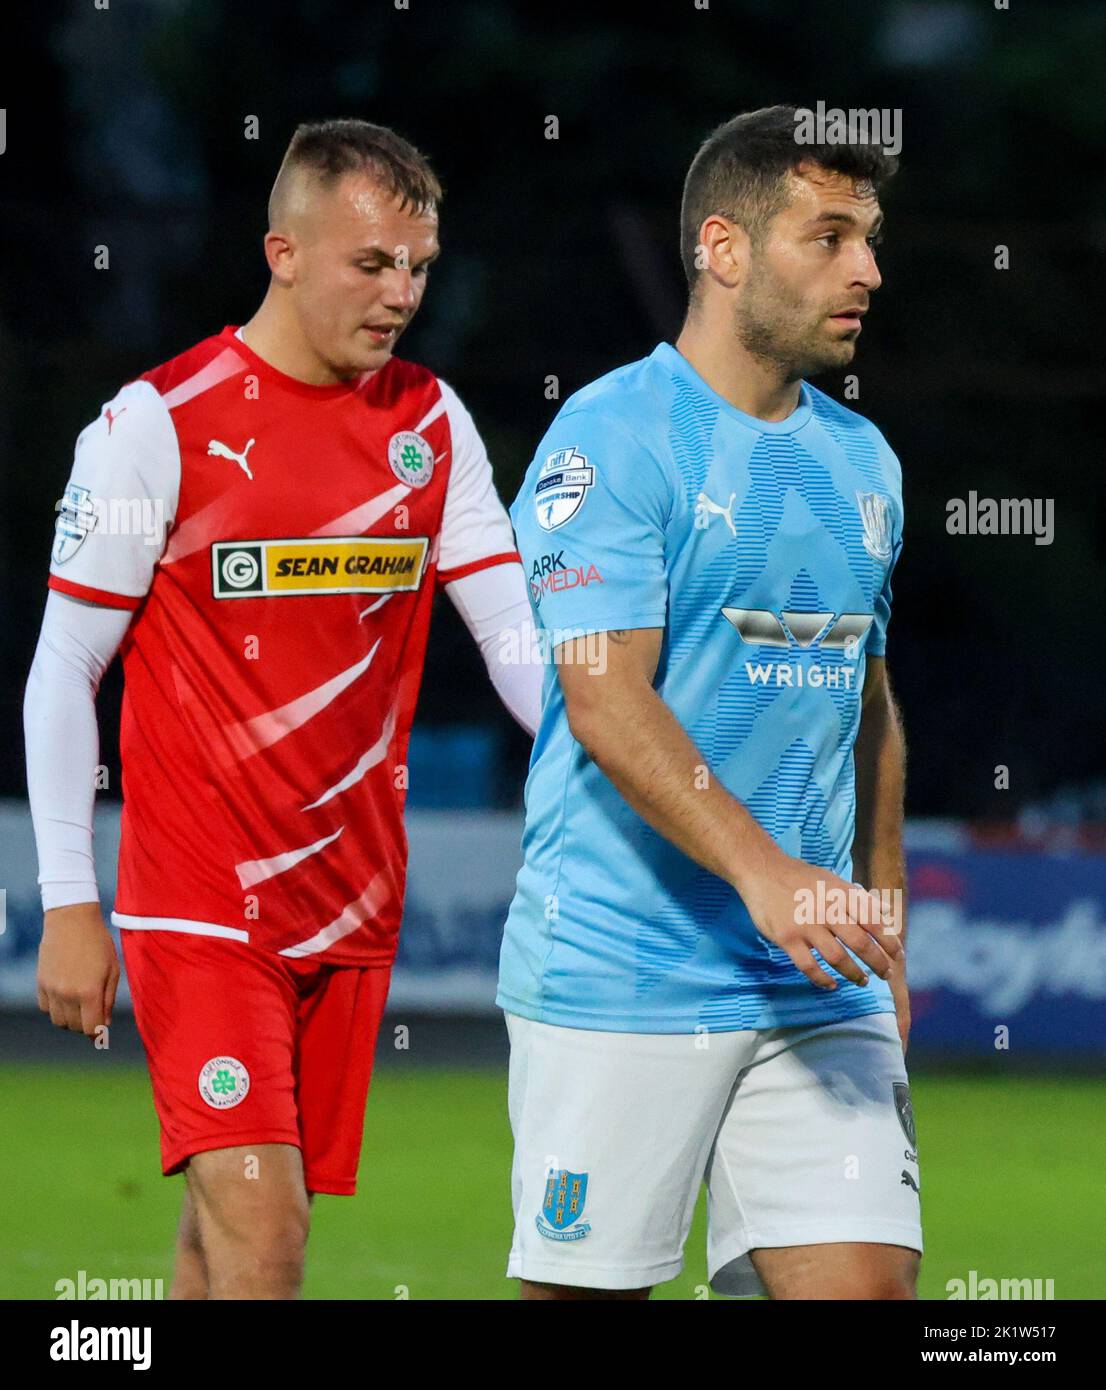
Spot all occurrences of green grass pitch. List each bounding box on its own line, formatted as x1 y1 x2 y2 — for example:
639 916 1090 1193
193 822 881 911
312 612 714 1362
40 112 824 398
0 1063 1099 1300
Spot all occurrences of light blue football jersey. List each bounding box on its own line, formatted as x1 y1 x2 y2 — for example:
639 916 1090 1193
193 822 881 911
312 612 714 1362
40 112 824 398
498 341 904 1033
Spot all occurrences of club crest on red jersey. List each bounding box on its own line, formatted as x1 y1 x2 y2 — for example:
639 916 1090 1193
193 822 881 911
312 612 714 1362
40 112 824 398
388 430 435 488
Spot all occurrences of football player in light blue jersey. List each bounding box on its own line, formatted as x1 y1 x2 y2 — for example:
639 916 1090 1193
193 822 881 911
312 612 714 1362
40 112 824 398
499 106 923 1301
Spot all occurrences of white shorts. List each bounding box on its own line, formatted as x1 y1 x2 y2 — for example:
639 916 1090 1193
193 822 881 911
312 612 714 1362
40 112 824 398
505 1009 922 1296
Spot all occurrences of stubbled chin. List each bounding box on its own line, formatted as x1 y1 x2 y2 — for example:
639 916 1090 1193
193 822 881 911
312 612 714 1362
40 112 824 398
800 344 855 379
825 338 857 365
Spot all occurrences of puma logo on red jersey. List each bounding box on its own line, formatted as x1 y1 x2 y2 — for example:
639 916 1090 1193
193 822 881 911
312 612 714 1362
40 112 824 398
208 437 256 481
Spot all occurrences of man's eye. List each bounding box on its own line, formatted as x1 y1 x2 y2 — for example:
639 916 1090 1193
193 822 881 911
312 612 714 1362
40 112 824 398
358 264 381 275
867 233 884 249
817 233 839 248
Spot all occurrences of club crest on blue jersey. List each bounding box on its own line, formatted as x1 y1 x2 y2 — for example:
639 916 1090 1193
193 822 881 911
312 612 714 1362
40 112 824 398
534 447 594 531
856 491 893 561
536 1168 591 1241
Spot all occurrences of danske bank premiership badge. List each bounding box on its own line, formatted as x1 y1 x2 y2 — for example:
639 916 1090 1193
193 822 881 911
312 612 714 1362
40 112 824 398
52 483 97 565
534 447 593 531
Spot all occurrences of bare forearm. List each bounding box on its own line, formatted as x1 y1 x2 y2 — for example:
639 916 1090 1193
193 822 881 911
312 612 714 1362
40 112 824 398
570 676 779 897
852 698 907 935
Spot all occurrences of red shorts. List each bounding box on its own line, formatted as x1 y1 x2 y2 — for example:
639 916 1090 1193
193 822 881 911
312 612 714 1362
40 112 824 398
120 929 391 1195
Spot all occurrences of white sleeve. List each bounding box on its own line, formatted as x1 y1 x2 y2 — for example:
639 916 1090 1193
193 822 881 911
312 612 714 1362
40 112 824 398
445 565 544 737
435 378 520 584
48 378 180 609
23 592 134 910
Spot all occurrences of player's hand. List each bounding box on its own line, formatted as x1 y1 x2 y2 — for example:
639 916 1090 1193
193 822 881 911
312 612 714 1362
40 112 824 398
887 952 910 1055
37 903 121 1038
738 850 903 990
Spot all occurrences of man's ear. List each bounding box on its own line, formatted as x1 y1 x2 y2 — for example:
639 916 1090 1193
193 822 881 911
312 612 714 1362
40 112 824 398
262 229 297 286
696 213 749 292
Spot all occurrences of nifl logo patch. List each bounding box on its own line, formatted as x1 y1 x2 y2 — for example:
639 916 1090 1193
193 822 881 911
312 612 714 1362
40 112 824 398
536 1168 591 1242
534 447 593 531
198 1056 250 1110
52 484 97 565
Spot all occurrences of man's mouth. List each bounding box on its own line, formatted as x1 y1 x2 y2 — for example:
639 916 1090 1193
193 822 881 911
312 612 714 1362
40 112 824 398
829 306 867 330
362 323 404 343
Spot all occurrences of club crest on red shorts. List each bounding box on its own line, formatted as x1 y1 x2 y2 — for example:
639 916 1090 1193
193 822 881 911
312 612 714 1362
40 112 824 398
198 1056 250 1110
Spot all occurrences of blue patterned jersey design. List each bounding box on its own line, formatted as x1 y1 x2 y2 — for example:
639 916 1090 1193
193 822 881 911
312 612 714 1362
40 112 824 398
499 341 904 1033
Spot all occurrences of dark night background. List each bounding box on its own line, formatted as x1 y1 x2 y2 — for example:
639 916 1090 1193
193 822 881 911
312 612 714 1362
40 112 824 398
1 0 1103 822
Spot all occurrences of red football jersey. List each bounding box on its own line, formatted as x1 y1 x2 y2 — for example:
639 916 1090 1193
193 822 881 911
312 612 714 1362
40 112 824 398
47 326 519 965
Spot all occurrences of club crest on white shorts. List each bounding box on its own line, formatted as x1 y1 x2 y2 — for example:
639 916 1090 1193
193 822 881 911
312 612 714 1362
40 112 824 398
198 1056 250 1110
537 1169 591 1242
893 1081 917 1148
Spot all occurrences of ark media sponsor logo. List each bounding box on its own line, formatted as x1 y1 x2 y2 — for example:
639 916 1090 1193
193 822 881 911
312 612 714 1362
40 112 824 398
528 550 604 606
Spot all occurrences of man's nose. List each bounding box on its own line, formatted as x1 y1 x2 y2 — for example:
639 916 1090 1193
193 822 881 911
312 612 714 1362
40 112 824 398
381 268 418 310
855 243 882 292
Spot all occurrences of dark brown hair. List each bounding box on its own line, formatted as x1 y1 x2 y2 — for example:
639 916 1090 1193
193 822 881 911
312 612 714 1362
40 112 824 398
680 104 897 289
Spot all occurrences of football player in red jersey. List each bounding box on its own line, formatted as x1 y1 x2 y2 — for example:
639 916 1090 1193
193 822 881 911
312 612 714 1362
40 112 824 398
24 120 542 1298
